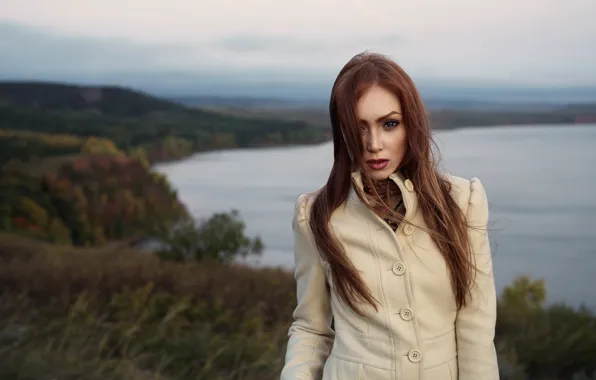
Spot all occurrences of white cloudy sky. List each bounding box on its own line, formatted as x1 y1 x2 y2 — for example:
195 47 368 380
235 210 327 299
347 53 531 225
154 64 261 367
1 0 595 86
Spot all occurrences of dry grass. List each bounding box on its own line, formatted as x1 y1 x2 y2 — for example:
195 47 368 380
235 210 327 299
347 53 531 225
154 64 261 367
1 233 596 380
0 233 295 380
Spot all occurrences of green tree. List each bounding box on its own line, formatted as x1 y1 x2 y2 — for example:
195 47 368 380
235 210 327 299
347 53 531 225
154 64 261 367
501 275 546 310
497 276 596 379
156 210 263 263
18 197 49 229
47 218 71 244
128 146 150 168
81 136 122 155
212 133 238 148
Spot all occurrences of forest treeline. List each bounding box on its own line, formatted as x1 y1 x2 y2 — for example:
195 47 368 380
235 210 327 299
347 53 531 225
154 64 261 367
0 82 329 163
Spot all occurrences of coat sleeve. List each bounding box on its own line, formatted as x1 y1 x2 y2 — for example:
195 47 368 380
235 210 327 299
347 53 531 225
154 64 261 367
280 193 335 380
455 178 500 379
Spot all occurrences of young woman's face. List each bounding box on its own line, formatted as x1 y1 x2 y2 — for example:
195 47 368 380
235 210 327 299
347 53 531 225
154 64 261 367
355 84 407 181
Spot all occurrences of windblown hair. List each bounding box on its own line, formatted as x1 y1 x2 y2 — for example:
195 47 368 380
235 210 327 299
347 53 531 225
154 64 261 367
310 51 474 316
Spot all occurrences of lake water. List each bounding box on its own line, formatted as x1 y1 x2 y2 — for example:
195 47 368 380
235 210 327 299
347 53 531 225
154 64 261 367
154 124 596 309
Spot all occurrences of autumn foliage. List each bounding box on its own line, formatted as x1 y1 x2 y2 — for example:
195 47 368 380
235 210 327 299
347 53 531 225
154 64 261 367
0 152 186 246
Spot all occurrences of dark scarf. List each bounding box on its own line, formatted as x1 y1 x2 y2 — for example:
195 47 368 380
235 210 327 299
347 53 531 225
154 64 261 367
362 179 404 231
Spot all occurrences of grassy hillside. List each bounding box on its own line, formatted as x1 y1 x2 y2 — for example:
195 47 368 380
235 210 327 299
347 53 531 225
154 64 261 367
0 233 595 380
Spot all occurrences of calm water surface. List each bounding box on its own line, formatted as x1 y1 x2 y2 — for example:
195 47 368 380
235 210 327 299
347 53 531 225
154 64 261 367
155 124 596 309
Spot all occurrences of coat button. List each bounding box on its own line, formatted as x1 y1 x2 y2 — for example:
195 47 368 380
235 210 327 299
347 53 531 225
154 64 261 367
404 179 414 192
392 261 406 275
400 307 414 321
408 349 422 363
403 224 415 235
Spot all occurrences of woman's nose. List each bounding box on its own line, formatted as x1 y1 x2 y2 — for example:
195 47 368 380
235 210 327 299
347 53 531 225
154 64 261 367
367 130 383 152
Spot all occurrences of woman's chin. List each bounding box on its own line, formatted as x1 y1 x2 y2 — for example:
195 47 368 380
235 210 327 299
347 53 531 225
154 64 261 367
365 168 395 181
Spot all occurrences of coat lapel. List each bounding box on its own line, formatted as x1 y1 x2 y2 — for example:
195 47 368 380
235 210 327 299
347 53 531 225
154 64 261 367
347 170 419 222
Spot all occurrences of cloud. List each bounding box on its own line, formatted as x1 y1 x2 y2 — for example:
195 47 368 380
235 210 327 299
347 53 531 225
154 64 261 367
0 22 342 97
214 33 403 54
0 22 188 74
1 0 596 92
215 35 325 54
0 21 403 78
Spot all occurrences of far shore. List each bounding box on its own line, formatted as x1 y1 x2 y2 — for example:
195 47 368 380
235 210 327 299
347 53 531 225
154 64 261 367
152 121 596 169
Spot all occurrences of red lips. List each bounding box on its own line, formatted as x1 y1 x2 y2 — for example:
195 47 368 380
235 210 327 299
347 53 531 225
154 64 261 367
366 159 389 170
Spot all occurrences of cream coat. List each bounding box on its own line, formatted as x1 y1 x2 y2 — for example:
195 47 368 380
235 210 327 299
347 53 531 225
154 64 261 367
280 171 499 380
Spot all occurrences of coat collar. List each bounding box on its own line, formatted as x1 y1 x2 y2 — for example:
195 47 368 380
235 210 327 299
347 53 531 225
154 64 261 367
348 170 418 220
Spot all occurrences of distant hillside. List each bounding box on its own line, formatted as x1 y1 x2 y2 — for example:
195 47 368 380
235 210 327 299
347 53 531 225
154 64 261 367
196 101 596 131
172 94 595 112
0 81 185 117
170 95 304 109
429 103 596 129
0 81 329 163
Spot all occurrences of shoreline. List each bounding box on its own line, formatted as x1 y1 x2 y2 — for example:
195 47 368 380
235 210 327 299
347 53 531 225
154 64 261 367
152 121 596 168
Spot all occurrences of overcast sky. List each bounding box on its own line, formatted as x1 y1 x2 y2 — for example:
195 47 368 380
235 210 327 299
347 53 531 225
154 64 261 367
1 0 595 88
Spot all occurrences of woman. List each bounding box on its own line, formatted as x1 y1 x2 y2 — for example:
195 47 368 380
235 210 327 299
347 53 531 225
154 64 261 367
280 52 499 380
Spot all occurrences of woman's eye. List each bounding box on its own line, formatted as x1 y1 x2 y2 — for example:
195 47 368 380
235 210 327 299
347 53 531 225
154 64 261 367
385 120 401 128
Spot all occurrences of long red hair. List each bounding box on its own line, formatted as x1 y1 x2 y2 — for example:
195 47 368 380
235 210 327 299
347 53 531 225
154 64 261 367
310 51 475 316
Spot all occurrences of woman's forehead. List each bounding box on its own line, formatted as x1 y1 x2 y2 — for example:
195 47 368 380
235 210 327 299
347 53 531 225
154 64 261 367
356 85 402 121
